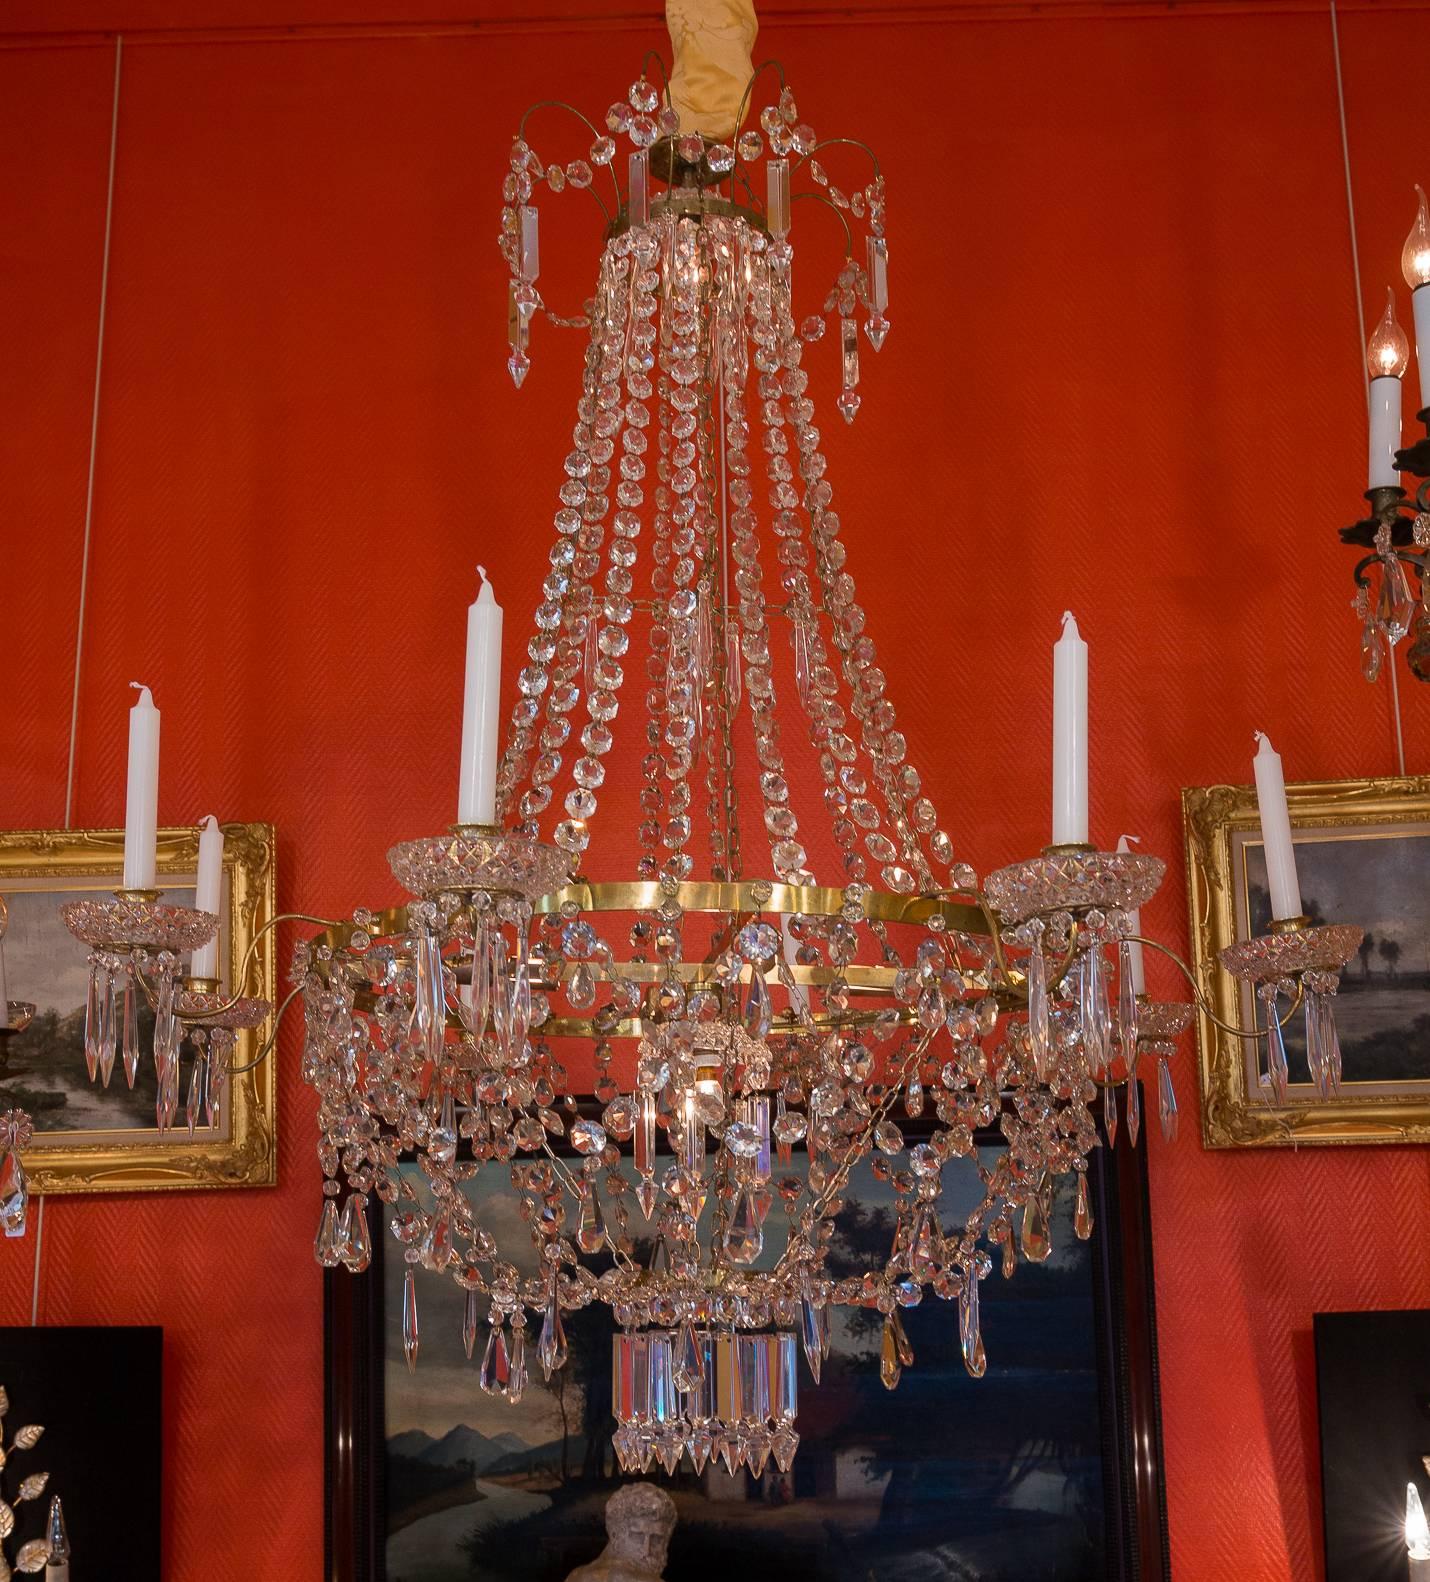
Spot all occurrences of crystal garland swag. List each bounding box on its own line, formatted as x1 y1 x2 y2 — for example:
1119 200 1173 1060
298 12 1362 1480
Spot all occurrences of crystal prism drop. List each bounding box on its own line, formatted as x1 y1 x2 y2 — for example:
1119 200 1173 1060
1377 553 1416 644
1362 618 1384 682
539 1294 568 1379
1105 1080 1118 1148
1266 1001 1290 1106
771 1426 799 1473
959 1274 985 1378
122 978 140 1089
673 1317 704 1391
0 1151 28 1238
342 1194 372 1272
1001 1234 1016 1279
1027 934 1050 1080
909 1205 940 1281
83 965 100 1081
636 1175 657 1220
314 1199 343 1267
1074 1172 1094 1240
402 1268 419 1374
800 1284 823 1384
464 1288 480 1361
98 970 116 1088
1118 938 1139 1072
1020 1180 1052 1263
186 1054 204 1137
1127 1069 1142 1147
508 1326 527 1404
879 1314 903 1390
1158 1058 1179 1142
723 1185 764 1265
744 971 772 1039
480 1321 511 1395
1325 1002 1344 1094
577 1189 607 1254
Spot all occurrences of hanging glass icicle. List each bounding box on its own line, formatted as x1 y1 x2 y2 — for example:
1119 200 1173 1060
1074 1170 1094 1240
122 970 140 1089
1026 922 1051 1081
402 1267 420 1374
83 958 101 1081
480 1312 511 1395
959 1266 986 1378
1104 1079 1118 1148
1262 984 1290 1106
1126 1064 1142 1147
1020 1177 1052 1263
314 1198 343 1267
1117 937 1139 1074
463 1287 481 1361
1157 1057 1178 1142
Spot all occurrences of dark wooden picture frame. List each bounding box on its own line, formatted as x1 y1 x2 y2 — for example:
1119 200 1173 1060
326 1100 1170 1582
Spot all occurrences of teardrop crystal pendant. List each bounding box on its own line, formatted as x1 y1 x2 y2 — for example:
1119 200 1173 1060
1376 553 1416 646
673 1316 704 1391
577 1189 607 1255
1020 1180 1052 1263
83 963 101 1081
479 1318 511 1395
314 1198 344 1267
800 1278 823 1385
508 1323 528 1404
341 1193 372 1272
1105 1080 1118 1149
879 1313 903 1390
1074 1171 1094 1240
1157 1058 1179 1143
402 1267 420 1374
538 1291 568 1379
122 977 140 1089
463 1287 480 1361
1126 1069 1142 1147
723 1185 764 1265
1026 930 1051 1081
1117 938 1139 1072
959 1273 986 1379
1266 998 1290 1106
0 1150 29 1238
97 969 116 1088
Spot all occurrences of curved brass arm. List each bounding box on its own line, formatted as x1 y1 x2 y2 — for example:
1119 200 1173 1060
515 99 621 217
225 983 305 1075
791 135 882 183
1126 934 1304 1038
178 910 348 1021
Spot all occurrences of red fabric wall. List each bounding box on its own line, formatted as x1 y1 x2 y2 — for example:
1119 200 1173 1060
4 2 1430 1576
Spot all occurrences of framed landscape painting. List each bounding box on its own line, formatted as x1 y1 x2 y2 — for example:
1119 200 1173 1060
0 823 277 1192
1184 774 1430 1148
327 1105 1169 1582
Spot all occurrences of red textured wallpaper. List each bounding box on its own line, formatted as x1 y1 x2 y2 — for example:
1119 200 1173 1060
3 4 1430 1577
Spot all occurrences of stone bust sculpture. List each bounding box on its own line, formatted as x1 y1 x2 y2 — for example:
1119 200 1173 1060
565 1483 678 1582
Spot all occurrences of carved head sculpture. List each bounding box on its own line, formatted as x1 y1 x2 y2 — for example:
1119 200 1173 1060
604 1482 678 1578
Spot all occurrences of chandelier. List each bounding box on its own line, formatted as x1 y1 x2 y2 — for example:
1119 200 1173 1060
1343 185 1430 680
297 0 1363 1480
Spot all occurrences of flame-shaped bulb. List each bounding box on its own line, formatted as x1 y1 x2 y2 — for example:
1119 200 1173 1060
1408 1482 1430 1559
1403 185 1430 291
1367 288 1410 381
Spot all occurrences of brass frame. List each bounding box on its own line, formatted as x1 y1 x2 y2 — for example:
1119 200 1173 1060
0 823 277 1193
1183 775 1430 1149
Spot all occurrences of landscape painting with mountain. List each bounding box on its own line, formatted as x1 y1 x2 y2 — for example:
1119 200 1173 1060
382 1146 1108 1582
1245 830 1430 1086
0 885 194 1135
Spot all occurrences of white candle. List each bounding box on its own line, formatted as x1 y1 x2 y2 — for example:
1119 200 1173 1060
1052 611 1089 846
122 683 161 891
1252 733 1302 922
1366 288 1409 489
1402 185 1430 409
1116 835 1146 995
457 569 504 826
189 815 224 980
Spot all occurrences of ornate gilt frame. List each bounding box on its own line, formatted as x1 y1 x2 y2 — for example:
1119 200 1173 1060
0 823 277 1192
1184 775 1430 1149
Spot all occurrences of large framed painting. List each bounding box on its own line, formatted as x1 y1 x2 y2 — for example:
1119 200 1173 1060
1184 774 1430 1149
326 1105 1168 1582
0 823 277 1193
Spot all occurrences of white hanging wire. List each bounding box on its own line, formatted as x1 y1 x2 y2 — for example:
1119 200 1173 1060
34 33 124 1329
1330 0 1407 775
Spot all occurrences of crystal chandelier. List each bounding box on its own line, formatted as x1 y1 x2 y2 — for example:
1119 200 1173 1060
1343 185 1430 680
300 0 1363 1480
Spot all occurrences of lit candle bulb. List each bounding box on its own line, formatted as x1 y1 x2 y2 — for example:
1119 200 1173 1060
1252 733 1302 922
1403 185 1430 411
122 683 161 892
189 816 225 982
1367 288 1410 490
457 568 503 827
1052 612 1089 847
1116 835 1146 995
1407 1482 1430 1578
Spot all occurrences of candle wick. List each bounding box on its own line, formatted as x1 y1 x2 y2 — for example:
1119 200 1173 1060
477 565 489 585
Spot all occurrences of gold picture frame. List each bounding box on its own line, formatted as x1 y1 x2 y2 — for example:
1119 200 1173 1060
1184 775 1430 1149
0 823 277 1193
